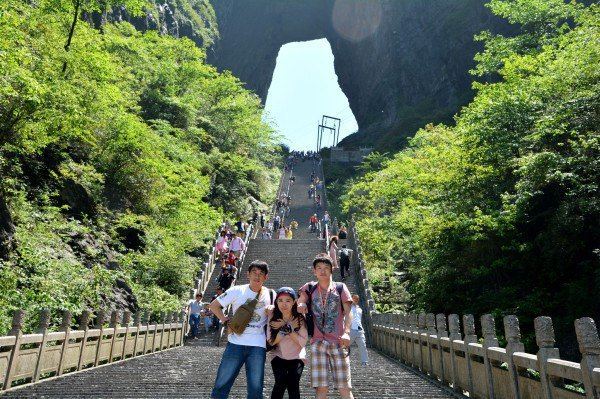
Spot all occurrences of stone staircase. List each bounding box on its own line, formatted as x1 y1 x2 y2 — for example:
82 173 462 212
2 159 457 398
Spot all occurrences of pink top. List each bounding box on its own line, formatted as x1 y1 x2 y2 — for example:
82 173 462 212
328 242 338 268
266 317 308 362
230 236 245 252
300 281 352 345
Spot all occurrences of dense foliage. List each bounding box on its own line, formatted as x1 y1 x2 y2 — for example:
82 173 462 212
0 0 280 333
340 0 599 352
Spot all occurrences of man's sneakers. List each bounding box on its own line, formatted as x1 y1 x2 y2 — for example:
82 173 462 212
361 362 368 366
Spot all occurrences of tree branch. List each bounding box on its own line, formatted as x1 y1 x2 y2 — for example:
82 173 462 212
62 0 82 74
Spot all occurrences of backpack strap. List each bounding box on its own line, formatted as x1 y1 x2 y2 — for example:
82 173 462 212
306 282 317 309
335 282 345 312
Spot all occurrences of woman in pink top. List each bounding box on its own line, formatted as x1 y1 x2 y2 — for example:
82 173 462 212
267 287 308 399
328 235 339 269
215 230 229 256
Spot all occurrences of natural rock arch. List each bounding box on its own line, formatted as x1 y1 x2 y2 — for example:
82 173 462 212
207 0 508 150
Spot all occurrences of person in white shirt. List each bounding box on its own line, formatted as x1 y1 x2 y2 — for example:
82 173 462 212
209 261 275 399
349 294 369 366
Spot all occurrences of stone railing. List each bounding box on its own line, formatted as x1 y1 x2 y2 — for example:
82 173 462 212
0 308 186 392
371 312 600 399
348 218 376 346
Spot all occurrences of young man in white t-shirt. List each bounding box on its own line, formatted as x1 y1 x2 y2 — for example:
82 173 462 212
209 260 275 399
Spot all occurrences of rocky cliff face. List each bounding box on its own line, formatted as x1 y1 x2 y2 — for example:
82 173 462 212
207 0 509 150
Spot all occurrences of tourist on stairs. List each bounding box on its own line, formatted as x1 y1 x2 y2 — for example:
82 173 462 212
209 261 275 399
187 293 205 339
267 287 308 399
349 294 369 366
297 254 354 399
309 214 318 233
216 230 229 257
328 235 339 270
339 244 353 280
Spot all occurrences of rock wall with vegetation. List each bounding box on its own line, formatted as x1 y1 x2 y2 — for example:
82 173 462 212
0 0 281 334
336 0 600 357
207 0 510 151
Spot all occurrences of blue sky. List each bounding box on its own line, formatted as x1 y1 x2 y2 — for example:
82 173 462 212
263 38 358 151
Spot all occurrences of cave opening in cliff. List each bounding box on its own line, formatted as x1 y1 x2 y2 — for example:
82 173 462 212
263 38 358 151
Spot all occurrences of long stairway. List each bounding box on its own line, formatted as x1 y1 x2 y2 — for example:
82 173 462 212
2 158 456 398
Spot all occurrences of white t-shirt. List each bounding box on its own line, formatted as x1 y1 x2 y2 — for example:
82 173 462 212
216 284 274 348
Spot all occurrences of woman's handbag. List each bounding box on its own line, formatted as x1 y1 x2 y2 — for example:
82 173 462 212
228 288 262 335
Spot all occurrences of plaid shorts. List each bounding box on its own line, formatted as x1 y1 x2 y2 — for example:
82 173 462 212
310 340 352 389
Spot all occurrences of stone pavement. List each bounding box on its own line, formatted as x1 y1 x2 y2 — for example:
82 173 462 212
1 159 457 398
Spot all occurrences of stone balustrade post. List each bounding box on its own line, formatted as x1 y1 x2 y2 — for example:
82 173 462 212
179 310 187 346
94 310 106 366
121 311 132 360
448 314 462 393
76 310 91 371
409 313 418 367
33 309 51 381
426 313 436 375
159 312 168 350
463 314 477 396
143 311 151 354
170 312 178 346
398 314 407 362
418 313 426 371
4 310 25 389
575 318 600 399
535 316 561 399
132 312 142 357
57 310 72 376
436 314 448 383
504 315 525 399
481 314 498 399
108 310 120 363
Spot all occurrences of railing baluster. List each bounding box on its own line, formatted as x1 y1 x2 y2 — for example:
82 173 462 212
575 317 600 399
3 309 25 390
535 316 559 399
77 310 91 371
57 310 72 376
503 315 524 399
448 314 462 394
481 314 498 399
463 314 477 396
33 309 51 382
108 311 119 363
121 311 131 360
94 310 106 367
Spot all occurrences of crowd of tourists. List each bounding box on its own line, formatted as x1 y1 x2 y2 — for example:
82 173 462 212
208 252 368 399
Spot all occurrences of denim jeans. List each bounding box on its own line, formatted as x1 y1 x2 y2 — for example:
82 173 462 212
211 342 266 399
189 314 200 337
204 316 213 332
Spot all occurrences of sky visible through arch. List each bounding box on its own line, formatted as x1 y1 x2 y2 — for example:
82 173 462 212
263 38 358 151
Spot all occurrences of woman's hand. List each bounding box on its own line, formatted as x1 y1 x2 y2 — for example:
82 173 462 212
270 319 285 329
290 318 300 331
